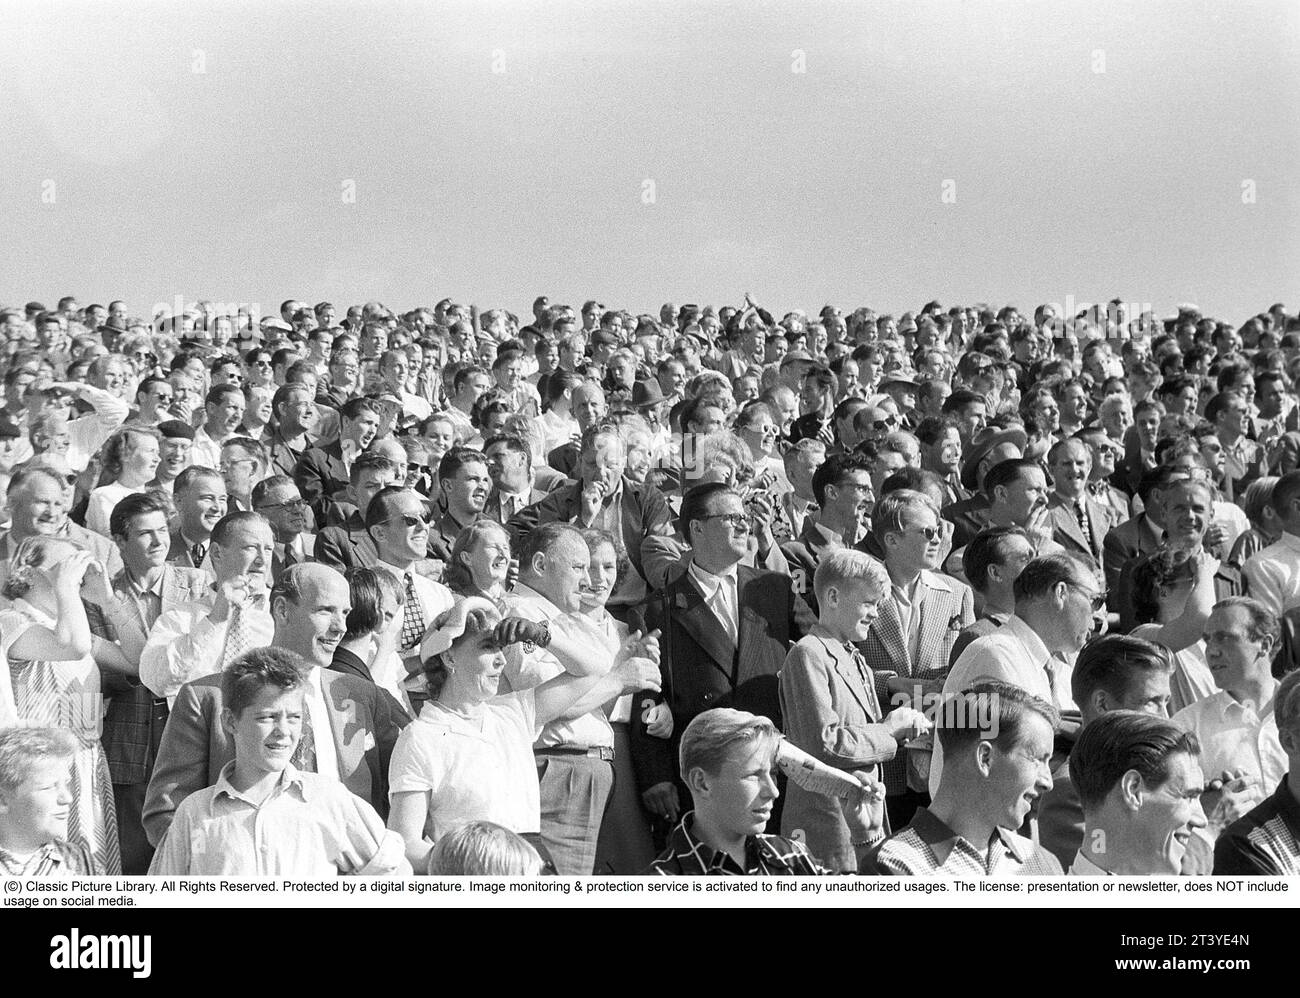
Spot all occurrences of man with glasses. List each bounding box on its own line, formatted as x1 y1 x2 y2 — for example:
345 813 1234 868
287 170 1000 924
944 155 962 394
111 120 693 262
1208 390 1266 501
129 377 174 428
934 553 1101 795
365 486 454 712
266 383 317 478
149 420 194 495
220 437 268 513
861 489 974 827
780 453 874 615
313 452 398 573
243 348 275 389
631 482 814 836
252 475 315 583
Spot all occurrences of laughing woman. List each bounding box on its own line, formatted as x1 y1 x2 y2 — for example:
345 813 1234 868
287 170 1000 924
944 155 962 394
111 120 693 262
386 596 660 872
0 538 121 874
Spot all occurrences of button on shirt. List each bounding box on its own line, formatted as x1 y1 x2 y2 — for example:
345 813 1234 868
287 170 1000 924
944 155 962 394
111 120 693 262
687 559 739 645
1243 533 1300 617
140 590 275 703
148 762 410 876
1173 690 1288 812
499 583 615 750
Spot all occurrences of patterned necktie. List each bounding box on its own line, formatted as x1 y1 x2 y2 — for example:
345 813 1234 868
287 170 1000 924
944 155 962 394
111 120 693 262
713 575 738 645
191 541 206 566
1075 498 1093 549
291 697 317 772
220 598 263 667
400 572 426 652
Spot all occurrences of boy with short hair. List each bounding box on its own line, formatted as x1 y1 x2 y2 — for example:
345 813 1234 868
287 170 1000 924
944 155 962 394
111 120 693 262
149 648 411 876
0 727 94 876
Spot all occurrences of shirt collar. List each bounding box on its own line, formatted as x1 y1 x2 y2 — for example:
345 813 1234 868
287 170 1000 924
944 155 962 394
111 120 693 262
1002 614 1052 669
688 558 739 597
509 582 563 621
114 567 166 599
212 760 313 804
1069 850 1114 876
908 807 1023 870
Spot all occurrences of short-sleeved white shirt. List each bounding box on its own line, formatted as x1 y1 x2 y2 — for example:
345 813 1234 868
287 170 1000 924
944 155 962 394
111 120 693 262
387 689 541 839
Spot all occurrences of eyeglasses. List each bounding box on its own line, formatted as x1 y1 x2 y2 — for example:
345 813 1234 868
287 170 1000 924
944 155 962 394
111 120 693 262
701 513 749 528
871 417 900 431
909 525 942 541
1068 583 1109 612
389 513 429 529
258 498 308 511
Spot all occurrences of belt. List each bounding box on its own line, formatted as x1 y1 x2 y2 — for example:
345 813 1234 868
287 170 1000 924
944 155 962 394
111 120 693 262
536 745 615 762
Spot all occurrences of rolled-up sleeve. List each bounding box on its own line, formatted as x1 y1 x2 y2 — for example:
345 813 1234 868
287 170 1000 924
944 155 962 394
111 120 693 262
140 608 222 700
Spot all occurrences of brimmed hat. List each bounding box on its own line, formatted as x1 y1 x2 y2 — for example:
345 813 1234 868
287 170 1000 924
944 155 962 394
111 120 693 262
961 425 1029 491
419 596 501 662
631 379 666 408
590 329 619 347
880 371 920 390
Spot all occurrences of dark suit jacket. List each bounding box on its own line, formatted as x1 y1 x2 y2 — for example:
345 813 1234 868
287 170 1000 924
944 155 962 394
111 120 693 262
483 488 545 526
94 566 210 785
508 478 673 585
142 666 407 846
329 646 413 720
294 439 349 520
1101 511 1162 596
546 441 579 478
942 493 991 551
779 519 842 616
1114 552 1245 634
629 564 815 794
1045 492 1109 571
266 430 311 478
314 513 380 573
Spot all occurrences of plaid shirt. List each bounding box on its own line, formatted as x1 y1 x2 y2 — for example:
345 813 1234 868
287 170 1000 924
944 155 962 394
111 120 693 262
862 807 1063 876
647 812 831 876
0 839 94 877
1214 775 1300 875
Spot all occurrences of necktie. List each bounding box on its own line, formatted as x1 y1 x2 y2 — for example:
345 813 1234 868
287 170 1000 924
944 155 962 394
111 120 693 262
220 596 265 667
400 572 426 652
191 542 206 566
1075 498 1093 549
713 574 738 645
291 697 317 772
1043 656 1062 711
846 643 883 718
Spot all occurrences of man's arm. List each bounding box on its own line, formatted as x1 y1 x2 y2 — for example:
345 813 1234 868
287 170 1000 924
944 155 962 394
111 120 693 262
779 644 897 769
142 681 212 846
139 606 223 699
313 527 353 572
293 449 332 518
68 383 130 459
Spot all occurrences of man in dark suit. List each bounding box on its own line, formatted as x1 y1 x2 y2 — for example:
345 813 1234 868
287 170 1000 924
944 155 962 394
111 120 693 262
142 563 407 846
313 451 399 572
265 383 316 478
483 433 545 525
630 482 815 833
510 427 673 611
1101 465 1172 595
294 396 381 520
86 493 209 873
1044 437 1109 576
330 566 412 719
426 446 491 561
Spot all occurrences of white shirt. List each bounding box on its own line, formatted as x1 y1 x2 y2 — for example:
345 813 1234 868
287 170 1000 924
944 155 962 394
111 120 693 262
375 560 454 694
300 665 340 783
139 592 275 702
58 385 130 472
500 583 615 750
687 559 739 644
930 614 1076 796
1173 689 1287 816
387 690 542 837
1242 532 1300 617
539 409 580 454
399 391 433 425
86 482 142 537
189 426 225 471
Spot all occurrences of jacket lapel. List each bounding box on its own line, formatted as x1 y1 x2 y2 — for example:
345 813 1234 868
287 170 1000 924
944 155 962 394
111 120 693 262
869 595 911 677
1051 498 1090 553
914 576 953 674
674 574 736 681
831 647 881 721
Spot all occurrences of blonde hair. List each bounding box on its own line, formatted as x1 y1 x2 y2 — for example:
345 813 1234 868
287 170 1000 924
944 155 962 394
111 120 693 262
813 548 889 609
2 535 76 601
427 821 544 876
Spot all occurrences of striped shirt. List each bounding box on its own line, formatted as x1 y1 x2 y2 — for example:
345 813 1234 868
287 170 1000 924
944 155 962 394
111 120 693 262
1213 776 1300 875
0 840 93 877
862 807 1063 876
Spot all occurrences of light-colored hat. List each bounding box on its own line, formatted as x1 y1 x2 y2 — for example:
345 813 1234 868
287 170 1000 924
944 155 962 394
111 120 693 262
419 596 500 662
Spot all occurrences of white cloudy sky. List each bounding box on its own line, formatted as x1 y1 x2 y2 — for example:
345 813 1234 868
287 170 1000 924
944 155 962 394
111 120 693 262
1 0 1296 323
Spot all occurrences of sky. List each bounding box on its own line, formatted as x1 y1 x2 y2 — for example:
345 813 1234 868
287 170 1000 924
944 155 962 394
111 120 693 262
1 0 1297 325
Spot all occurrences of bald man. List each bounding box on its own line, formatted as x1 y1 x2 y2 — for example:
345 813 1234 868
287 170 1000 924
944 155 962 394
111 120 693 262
142 562 407 846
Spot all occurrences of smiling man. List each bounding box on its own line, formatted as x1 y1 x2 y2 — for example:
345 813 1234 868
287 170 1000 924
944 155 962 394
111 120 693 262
1068 711 1206 875
167 467 228 573
863 681 1062 875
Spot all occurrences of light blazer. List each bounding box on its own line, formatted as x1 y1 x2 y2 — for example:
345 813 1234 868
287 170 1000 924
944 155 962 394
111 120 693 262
859 567 974 796
96 565 210 786
779 628 898 872
142 667 407 846
1045 492 1109 570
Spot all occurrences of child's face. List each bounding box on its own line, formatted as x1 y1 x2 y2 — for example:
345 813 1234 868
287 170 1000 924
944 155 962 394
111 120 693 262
825 577 884 642
224 685 304 775
0 758 73 849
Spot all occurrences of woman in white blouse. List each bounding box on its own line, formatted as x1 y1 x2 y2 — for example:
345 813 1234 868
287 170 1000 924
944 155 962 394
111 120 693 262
85 426 160 537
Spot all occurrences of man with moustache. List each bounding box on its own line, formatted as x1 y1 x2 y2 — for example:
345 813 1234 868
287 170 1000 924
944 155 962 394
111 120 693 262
1044 438 1109 577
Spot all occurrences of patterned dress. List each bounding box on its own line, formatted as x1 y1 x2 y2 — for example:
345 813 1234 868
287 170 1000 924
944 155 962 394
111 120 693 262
1 601 121 874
